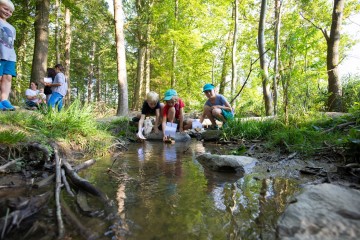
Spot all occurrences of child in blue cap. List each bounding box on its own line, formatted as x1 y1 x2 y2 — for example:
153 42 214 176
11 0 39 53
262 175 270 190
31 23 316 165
199 83 234 129
162 89 192 141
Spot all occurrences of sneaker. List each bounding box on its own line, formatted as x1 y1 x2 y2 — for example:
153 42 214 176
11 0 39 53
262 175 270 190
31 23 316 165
0 102 5 111
1 100 15 111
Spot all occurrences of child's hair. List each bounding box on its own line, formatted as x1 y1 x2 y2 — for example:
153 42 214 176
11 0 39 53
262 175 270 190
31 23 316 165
0 0 15 12
47 68 56 79
54 64 65 72
146 91 159 102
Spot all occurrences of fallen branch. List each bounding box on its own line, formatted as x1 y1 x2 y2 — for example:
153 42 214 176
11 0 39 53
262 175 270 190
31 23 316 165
61 196 98 240
52 143 65 239
62 160 109 205
33 174 55 188
0 157 23 172
73 159 96 172
61 169 75 197
0 192 51 237
322 121 356 134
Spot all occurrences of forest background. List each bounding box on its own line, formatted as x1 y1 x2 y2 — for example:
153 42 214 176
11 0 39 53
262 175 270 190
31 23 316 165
8 0 360 118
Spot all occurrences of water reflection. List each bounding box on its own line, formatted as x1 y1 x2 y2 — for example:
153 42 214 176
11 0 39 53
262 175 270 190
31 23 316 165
87 141 299 239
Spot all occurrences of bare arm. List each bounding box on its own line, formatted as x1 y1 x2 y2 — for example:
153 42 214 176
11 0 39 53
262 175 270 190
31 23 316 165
179 108 184 132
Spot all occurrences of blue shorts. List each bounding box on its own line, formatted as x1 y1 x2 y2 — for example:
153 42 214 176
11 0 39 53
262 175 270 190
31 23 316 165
0 60 16 77
221 109 234 120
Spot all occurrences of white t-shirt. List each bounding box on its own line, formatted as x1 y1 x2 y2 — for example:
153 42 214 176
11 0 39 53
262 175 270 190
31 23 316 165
0 19 16 61
25 89 40 103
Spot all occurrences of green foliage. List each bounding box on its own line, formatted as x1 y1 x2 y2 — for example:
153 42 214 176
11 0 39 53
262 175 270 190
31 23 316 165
268 126 333 154
222 111 358 155
342 74 360 111
223 118 283 140
0 130 26 144
0 99 113 155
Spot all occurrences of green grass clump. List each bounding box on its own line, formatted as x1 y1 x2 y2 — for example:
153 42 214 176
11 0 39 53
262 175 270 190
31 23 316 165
0 130 26 144
0 99 114 155
223 118 283 139
222 110 358 155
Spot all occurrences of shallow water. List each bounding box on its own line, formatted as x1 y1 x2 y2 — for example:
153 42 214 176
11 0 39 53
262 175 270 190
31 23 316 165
82 140 300 240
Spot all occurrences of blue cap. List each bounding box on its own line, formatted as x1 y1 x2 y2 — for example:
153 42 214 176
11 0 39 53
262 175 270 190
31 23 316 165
203 83 215 92
164 89 177 100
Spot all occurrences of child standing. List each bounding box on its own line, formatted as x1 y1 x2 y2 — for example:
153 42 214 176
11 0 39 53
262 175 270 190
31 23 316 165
135 91 164 140
162 89 192 141
45 64 67 111
0 0 16 111
199 83 234 129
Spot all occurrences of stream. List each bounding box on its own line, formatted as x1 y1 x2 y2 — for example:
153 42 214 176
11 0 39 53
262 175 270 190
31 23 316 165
78 140 300 240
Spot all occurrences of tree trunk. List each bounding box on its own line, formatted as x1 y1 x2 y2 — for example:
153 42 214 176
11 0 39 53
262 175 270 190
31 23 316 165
114 0 129 116
326 0 344 111
258 0 273 116
55 0 60 63
219 33 232 95
31 0 49 86
273 0 281 115
88 43 95 103
96 61 101 102
231 0 239 100
134 46 145 110
171 0 179 88
145 21 151 94
64 8 72 104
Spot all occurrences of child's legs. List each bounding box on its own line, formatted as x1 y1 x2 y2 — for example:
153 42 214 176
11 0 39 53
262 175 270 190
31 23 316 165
0 61 16 101
212 108 226 122
166 107 176 122
48 92 63 111
57 98 64 111
0 75 12 101
203 105 217 126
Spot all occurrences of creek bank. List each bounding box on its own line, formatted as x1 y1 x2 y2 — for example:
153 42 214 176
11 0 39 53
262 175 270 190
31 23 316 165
277 183 360 240
194 146 360 240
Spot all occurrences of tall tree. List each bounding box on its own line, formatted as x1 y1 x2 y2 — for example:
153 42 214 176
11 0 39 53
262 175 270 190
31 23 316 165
171 0 179 88
64 7 72 103
258 0 273 115
114 0 129 116
55 0 60 63
326 0 344 111
31 0 50 85
273 0 282 115
231 0 239 98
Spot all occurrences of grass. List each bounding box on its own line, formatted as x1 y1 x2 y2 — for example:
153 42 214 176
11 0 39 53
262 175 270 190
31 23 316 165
0 99 114 155
223 110 359 156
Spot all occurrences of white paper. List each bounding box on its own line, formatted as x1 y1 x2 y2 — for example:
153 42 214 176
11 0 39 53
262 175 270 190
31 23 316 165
164 122 177 138
44 77 52 83
192 119 202 129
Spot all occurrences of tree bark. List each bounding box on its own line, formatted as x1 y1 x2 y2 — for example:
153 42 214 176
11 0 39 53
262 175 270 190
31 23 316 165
231 0 239 100
64 8 72 104
31 0 49 86
326 0 344 111
55 0 60 63
171 0 179 88
273 0 282 115
258 0 273 116
114 0 129 116
88 43 96 103
219 33 232 95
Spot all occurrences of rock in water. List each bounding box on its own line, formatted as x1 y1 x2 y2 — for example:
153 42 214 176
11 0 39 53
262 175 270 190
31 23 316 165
277 183 360 240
